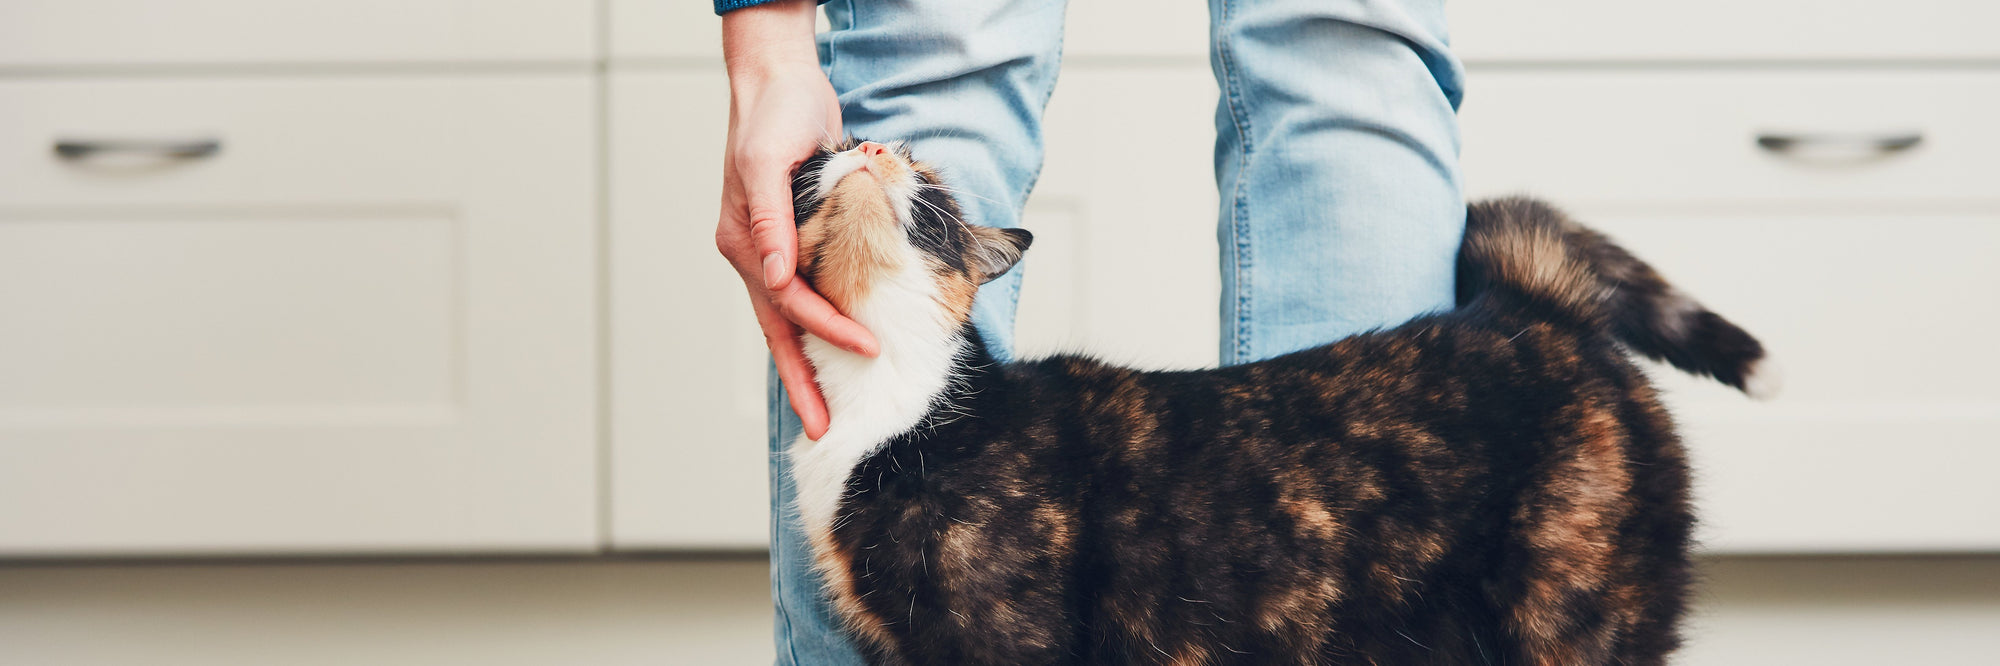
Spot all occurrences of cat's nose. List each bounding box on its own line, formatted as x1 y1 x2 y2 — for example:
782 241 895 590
857 141 888 156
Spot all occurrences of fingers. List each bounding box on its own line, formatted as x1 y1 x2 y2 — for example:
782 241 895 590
770 278 879 357
718 86 873 441
757 304 831 441
731 148 879 357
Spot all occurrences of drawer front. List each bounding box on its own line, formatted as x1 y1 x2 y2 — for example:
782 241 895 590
1450 1 2000 61
1462 71 1995 204
0 76 598 555
1463 71 2000 552
0 1 593 66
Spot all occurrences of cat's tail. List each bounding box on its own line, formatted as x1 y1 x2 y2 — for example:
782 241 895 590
1456 197 1777 398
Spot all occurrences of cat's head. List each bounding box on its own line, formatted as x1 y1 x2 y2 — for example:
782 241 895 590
790 138 1031 327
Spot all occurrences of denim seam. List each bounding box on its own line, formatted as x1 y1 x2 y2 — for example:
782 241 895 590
766 363 799 666
1213 0 1255 365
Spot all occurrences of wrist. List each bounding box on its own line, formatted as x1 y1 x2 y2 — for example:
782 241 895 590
722 0 821 86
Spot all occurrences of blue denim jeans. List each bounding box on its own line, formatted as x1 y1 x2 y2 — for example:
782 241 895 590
769 1 1464 663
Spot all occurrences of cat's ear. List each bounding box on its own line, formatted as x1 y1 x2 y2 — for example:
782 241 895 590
967 226 1033 284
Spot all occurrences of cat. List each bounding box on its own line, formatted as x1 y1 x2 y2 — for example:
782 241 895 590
783 138 1772 666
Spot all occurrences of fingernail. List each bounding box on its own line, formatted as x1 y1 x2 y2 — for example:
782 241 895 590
762 253 786 289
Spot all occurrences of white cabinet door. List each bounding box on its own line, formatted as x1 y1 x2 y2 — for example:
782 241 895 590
0 1 595 66
606 68 771 550
0 76 598 556
1015 66 1222 369
1461 71 2000 553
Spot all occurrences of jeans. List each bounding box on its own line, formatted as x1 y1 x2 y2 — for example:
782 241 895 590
769 1 1464 663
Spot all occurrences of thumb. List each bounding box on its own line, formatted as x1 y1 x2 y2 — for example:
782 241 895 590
742 155 801 292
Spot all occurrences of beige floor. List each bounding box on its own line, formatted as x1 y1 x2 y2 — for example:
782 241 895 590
2 555 1997 664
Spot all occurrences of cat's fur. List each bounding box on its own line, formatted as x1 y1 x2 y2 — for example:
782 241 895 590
785 138 1771 666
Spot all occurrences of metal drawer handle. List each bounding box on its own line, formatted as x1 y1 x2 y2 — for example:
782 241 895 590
53 138 222 160
1756 132 1923 153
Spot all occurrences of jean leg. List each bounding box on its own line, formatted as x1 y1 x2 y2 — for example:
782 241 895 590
769 2 1067 664
1209 0 1466 365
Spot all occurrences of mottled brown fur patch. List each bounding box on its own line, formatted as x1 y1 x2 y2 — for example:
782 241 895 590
932 259 979 324
810 527 901 661
1465 216 1610 323
1507 401 1638 665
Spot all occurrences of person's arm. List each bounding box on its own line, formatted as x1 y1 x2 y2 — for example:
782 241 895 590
716 0 874 441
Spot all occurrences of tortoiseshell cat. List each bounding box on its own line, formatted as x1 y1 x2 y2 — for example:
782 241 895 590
785 139 1772 665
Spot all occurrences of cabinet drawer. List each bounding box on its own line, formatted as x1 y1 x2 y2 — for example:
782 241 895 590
1463 72 2000 552
0 76 597 555
0 1 593 67
1461 71 1995 204
1450 1 1999 61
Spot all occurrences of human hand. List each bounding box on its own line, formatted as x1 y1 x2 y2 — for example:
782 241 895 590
717 0 877 441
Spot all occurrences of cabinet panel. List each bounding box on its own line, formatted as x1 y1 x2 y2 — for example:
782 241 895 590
1462 71 2000 552
1015 67 1221 368
0 1 594 66
1590 210 2000 552
0 215 454 416
606 69 770 550
0 76 598 555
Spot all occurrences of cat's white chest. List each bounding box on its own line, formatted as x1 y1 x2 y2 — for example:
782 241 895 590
790 256 965 547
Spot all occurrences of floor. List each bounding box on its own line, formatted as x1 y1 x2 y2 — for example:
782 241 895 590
2 554 1997 664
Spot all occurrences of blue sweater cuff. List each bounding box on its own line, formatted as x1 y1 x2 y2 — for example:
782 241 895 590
714 0 828 16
